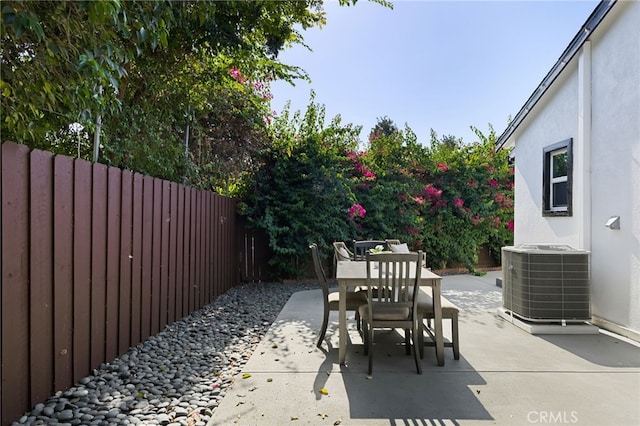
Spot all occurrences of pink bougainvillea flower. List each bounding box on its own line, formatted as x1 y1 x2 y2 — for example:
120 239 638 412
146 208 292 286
507 220 515 232
349 204 366 220
453 198 464 208
414 196 425 205
466 179 478 188
487 166 496 172
437 163 449 172
423 184 443 202
488 179 499 187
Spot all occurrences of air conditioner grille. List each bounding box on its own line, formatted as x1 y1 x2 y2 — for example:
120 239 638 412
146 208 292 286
502 246 590 322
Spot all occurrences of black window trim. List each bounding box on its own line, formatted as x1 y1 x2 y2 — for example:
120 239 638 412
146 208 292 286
543 138 573 217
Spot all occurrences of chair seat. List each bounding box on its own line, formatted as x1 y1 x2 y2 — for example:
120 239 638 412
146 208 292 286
417 291 460 317
416 291 460 360
358 302 411 321
328 290 368 311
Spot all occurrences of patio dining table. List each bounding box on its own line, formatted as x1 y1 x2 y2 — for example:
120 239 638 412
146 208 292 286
335 260 445 366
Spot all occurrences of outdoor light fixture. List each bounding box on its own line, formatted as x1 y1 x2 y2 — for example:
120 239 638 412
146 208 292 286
604 216 620 230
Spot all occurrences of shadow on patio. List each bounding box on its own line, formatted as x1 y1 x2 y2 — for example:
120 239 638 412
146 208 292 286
208 271 640 425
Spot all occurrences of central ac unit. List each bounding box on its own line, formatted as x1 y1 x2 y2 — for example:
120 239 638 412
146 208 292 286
502 244 591 323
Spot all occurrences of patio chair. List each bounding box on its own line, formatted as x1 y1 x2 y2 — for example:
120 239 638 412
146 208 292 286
333 241 354 261
359 251 423 376
385 239 411 253
310 244 368 348
353 239 387 260
332 241 353 278
417 290 460 360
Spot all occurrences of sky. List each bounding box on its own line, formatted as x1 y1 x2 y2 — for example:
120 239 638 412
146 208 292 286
269 0 600 146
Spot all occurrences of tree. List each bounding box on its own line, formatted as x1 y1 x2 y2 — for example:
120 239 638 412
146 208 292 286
2 1 389 184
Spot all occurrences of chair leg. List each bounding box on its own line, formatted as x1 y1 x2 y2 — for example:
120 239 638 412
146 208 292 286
417 315 425 359
452 312 460 360
404 328 411 355
356 311 361 333
317 304 330 348
362 321 369 356
367 325 374 377
412 322 422 375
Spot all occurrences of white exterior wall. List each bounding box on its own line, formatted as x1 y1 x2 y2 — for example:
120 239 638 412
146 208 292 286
588 0 640 335
512 62 582 247
509 0 640 338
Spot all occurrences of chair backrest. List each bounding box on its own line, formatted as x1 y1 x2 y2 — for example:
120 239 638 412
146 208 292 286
353 239 387 260
385 239 401 246
309 244 329 297
365 251 423 310
333 241 354 261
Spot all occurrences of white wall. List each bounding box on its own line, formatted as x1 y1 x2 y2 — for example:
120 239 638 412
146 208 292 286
588 0 640 334
509 0 640 338
511 62 582 248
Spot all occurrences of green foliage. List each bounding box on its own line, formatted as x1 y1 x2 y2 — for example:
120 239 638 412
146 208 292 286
242 111 514 277
241 97 361 278
1 0 349 187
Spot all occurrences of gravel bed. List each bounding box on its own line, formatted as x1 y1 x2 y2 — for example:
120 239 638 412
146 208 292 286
12 282 319 426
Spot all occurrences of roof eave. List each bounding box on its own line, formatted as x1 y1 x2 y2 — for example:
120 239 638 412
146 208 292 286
496 0 617 151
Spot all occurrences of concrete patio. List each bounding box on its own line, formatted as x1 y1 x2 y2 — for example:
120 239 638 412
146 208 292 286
208 271 640 425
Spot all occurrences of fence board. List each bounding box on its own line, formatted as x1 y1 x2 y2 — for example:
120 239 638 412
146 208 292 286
1 143 31 425
205 191 211 304
91 164 108 368
226 198 233 289
29 149 54 405
53 155 73 392
168 182 178 324
189 189 196 313
175 185 184 320
226 199 233 288
140 176 153 341
151 179 162 335
106 168 121 361
72 159 92 383
160 181 170 330
192 191 200 310
118 171 133 354
131 174 144 346
202 191 209 304
182 187 192 317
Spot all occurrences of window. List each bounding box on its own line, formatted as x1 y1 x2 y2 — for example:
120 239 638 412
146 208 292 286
543 138 572 216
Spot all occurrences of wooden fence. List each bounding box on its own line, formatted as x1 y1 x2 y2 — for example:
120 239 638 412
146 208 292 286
1 142 270 424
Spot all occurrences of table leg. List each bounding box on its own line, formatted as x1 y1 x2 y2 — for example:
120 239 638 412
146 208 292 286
338 282 347 365
433 279 445 366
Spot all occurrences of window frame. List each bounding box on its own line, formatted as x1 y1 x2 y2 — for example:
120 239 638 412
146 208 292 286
542 138 573 217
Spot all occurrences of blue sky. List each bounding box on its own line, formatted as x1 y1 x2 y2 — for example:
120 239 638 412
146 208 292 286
269 0 600 146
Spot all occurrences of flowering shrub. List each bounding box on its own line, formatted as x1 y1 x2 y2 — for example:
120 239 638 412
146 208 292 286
242 103 513 277
346 123 513 270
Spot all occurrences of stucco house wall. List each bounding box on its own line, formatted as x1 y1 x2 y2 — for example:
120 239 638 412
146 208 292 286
588 1 640 336
500 0 640 340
